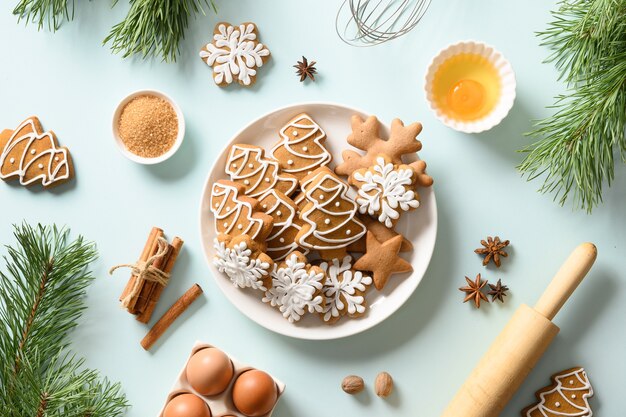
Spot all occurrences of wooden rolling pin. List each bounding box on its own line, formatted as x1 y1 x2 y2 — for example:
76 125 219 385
441 242 597 417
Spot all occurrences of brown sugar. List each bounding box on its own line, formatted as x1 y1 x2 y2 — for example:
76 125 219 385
118 95 179 158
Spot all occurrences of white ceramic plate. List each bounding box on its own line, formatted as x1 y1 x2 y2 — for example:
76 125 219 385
199 102 437 340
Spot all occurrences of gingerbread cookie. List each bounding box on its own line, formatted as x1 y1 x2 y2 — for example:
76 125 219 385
210 180 273 242
214 234 274 291
225 144 298 198
199 22 270 87
296 167 366 260
262 251 325 323
522 367 593 417
0 116 73 188
318 256 372 323
258 189 308 261
349 154 420 228
270 113 332 181
335 115 433 188
353 232 412 290
347 214 413 253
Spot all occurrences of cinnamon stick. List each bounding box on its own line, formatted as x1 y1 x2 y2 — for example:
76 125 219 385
126 232 165 313
136 237 184 323
140 284 203 351
133 243 174 315
120 227 162 304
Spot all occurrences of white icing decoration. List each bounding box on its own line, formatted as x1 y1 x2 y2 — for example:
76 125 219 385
287 159 293 165
210 182 265 239
303 146 308 151
346 229 351 235
524 368 593 417
30 149 36 155
298 173 366 250
262 254 324 323
199 23 270 86
353 156 420 228
260 189 308 261
325 219 330 225
225 144 297 198
319 256 372 322
276 210 282 216
0 118 70 187
237 224 243 230
270 114 332 174
248 163 254 168
335 201 340 207
213 238 270 291
292 131 298 136
38 163 43 169
54 156 59 162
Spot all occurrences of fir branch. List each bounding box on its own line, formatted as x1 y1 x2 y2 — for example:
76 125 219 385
0 223 128 417
519 0 626 212
13 0 74 31
104 0 217 62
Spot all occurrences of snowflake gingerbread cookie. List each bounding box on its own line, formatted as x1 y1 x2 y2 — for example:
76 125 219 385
318 256 372 324
199 22 270 87
0 116 73 188
213 234 274 291
349 154 420 228
263 251 325 323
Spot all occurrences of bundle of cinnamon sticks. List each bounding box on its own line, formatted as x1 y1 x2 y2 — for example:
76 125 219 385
120 227 183 323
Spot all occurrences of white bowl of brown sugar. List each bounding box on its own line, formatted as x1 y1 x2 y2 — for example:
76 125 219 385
112 89 185 164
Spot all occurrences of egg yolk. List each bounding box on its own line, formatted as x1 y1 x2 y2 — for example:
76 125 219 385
447 79 485 117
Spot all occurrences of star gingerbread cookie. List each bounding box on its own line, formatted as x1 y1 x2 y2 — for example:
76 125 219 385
0 116 73 188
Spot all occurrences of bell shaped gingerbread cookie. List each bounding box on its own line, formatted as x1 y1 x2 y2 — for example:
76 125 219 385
0 116 73 188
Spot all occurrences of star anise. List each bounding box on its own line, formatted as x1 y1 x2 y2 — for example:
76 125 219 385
294 56 317 82
487 279 509 303
459 274 489 308
475 236 510 267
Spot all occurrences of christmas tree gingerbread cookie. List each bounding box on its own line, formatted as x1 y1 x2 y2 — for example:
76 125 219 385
522 367 594 417
349 154 420 228
199 22 270 87
213 234 274 291
210 180 273 242
0 116 73 188
262 251 325 323
270 113 332 181
225 144 298 198
296 167 366 260
258 189 307 262
318 256 372 324
335 115 433 188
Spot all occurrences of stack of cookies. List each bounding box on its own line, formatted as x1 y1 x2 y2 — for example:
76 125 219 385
210 113 433 324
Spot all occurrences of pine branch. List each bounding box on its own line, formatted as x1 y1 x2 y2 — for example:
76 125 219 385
104 0 217 62
13 0 74 31
519 0 626 212
0 223 128 416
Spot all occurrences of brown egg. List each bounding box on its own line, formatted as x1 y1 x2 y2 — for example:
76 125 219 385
186 348 234 396
163 393 211 417
232 369 278 417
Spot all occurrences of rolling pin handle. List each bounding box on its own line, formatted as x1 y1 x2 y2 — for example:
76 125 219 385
534 242 597 321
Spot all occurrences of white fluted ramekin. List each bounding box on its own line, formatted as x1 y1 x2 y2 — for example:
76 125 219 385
424 40 516 134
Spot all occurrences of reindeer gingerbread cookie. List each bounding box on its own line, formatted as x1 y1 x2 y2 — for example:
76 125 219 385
335 115 433 188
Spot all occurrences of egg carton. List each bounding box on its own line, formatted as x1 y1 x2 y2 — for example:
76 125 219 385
159 341 285 417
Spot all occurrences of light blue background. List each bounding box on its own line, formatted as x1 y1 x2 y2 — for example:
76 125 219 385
1 1 624 416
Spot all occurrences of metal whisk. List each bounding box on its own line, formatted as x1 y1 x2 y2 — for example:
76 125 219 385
336 0 432 47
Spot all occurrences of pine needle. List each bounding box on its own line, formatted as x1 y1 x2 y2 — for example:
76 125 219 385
0 223 128 416
104 0 217 62
519 0 626 212
13 0 74 31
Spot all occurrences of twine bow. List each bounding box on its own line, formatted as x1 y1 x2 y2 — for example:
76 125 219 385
109 237 171 308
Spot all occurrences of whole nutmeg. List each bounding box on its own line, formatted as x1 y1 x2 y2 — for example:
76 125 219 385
341 375 364 395
375 372 393 398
